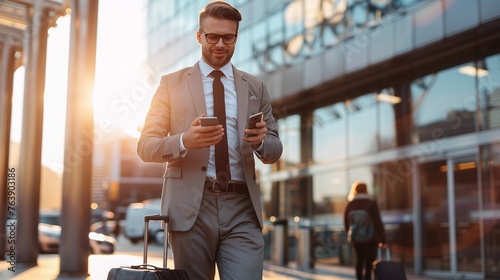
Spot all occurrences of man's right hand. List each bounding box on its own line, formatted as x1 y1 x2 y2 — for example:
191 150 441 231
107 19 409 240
182 115 224 149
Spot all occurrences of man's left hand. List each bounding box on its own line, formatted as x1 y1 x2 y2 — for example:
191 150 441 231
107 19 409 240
243 120 267 148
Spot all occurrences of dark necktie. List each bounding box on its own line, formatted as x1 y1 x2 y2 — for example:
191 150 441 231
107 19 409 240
210 70 231 187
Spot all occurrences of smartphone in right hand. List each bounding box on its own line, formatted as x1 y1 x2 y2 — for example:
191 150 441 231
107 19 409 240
245 112 263 137
200 117 218 126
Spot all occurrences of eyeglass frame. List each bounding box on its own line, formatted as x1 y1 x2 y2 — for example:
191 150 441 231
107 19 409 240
199 29 238 45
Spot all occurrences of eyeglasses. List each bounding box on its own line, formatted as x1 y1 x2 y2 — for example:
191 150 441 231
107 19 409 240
199 29 237 45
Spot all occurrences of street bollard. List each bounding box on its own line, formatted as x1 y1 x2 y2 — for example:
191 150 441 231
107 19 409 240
271 218 288 266
296 225 315 269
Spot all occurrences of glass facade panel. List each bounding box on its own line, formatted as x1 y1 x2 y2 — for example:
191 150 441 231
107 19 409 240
414 0 443 46
378 89 398 150
348 0 376 30
269 11 284 45
348 165 375 194
255 154 272 177
313 102 347 163
348 93 378 157
376 160 414 267
444 0 479 35
377 160 412 211
260 181 273 220
412 63 477 143
250 20 268 73
146 0 428 73
321 20 342 47
267 11 285 72
453 156 481 272
481 143 500 278
233 29 251 66
479 54 500 129
313 170 347 215
420 160 450 271
279 115 301 167
284 0 303 41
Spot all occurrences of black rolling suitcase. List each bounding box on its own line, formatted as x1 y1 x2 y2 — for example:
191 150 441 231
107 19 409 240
107 214 190 280
372 247 407 280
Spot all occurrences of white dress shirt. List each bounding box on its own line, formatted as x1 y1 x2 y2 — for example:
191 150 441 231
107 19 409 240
198 60 245 182
170 59 241 183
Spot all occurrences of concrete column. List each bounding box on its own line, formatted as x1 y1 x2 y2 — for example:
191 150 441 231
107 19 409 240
59 0 99 276
16 0 50 265
0 38 17 261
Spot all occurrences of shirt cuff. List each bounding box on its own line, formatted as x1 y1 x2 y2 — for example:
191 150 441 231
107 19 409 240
179 133 188 157
253 139 264 157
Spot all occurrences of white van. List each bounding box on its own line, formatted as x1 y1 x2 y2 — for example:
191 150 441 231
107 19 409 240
124 199 164 244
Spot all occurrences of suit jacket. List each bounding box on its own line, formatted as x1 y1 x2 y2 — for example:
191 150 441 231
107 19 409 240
137 62 282 231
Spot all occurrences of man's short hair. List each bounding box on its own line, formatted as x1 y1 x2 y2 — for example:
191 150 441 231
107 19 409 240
199 1 242 31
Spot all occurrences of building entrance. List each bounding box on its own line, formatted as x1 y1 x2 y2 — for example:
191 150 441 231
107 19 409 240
419 154 482 277
482 143 500 279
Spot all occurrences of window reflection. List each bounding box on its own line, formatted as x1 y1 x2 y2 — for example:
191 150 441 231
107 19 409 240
481 143 500 275
378 89 399 150
313 171 347 215
376 160 412 211
453 156 481 273
348 166 375 193
419 160 450 270
479 54 500 129
279 115 301 168
313 102 347 163
146 0 427 75
348 94 378 157
412 63 477 143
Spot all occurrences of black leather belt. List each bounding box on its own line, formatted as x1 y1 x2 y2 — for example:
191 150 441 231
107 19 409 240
204 179 248 193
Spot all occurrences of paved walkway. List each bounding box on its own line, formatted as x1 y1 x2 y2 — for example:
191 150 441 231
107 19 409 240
0 254 352 280
0 253 446 280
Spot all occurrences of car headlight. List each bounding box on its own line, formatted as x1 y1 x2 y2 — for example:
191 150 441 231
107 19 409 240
89 232 106 242
45 232 60 238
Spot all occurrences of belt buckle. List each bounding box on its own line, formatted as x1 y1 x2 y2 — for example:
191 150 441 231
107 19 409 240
211 181 225 193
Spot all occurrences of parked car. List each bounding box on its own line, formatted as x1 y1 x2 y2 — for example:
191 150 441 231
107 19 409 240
124 198 164 244
38 222 116 254
38 223 60 254
40 209 116 229
38 209 116 254
88 231 116 254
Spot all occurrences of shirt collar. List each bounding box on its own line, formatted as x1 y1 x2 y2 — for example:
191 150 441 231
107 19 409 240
199 59 233 79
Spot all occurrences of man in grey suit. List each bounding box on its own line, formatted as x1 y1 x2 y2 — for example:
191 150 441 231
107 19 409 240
137 1 282 279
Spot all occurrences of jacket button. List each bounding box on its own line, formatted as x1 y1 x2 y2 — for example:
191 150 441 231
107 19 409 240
201 166 207 172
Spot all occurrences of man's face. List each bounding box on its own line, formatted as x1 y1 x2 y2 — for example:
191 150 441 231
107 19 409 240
197 16 238 69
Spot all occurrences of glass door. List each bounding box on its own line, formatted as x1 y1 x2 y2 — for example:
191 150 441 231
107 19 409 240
419 155 482 275
420 159 450 270
482 143 500 278
452 156 481 273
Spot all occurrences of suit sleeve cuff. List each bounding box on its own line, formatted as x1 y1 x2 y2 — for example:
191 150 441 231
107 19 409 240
253 139 264 157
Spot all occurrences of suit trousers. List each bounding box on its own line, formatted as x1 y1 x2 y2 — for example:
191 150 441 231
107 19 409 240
170 188 264 280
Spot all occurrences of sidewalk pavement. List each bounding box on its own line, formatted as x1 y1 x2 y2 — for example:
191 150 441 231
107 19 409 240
1 254 345 280
1 254 439 280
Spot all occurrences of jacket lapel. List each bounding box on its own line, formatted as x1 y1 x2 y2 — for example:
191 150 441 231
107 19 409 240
187 62 207 117
233 66 249 139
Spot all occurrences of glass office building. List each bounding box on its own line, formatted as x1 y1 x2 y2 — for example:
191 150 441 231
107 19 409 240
144 0 500 278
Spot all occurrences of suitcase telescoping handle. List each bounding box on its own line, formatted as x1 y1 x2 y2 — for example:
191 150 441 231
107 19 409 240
144 214 169 268
377 246 391 261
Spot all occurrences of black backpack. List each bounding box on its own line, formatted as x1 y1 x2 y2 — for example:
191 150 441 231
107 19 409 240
348 209 375 242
